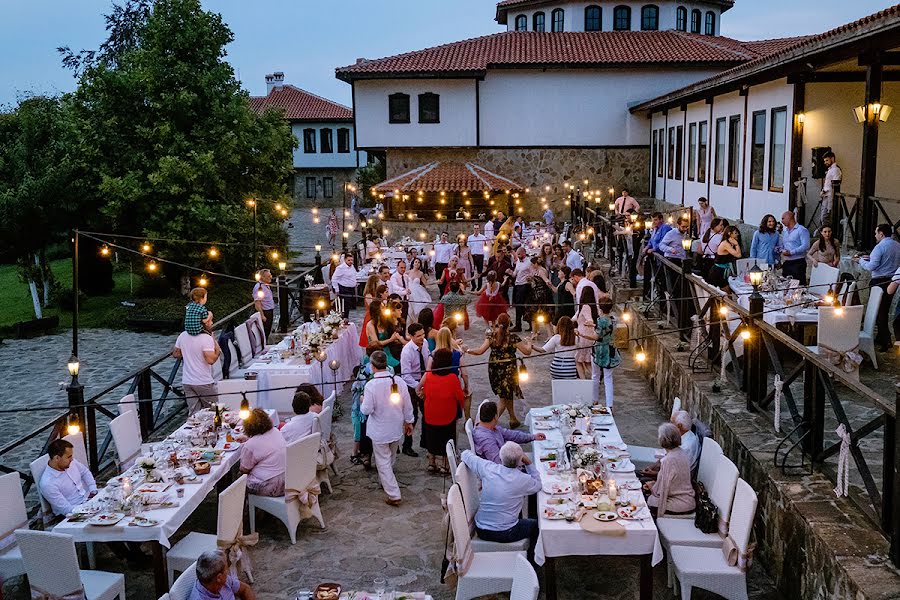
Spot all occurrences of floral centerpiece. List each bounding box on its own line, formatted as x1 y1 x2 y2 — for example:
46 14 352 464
571 447 600 469
136 456 157 480
304 274 315 287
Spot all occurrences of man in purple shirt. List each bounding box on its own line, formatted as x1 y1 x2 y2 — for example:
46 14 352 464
472 401 545 463
189 550 255 600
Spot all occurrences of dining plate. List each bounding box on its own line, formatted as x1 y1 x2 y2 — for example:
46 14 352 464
568 435 595 446
87 512 125 526
608 460 635 472
622 480 642 491
603 442 628 451
617 506 650 520
222 442 241 452
543 483 573 495
135 482 170 494
580 495 598 508
543 507 572 520
129 516 160 527
594 511 617 522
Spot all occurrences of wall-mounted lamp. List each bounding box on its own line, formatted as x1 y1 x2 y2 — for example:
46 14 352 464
853 102 892 124
796 112 806 125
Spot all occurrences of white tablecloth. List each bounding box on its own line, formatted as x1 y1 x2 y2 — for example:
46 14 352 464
248 323 362 405
730 278 820 326
529 406 664 567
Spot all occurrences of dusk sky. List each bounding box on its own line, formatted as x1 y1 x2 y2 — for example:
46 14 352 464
0 1 892 108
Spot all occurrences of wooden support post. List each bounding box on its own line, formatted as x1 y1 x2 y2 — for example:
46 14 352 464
802 363 825 459
858 59 882 249
136 369 153 440
278 275 289 334
745 293 766 411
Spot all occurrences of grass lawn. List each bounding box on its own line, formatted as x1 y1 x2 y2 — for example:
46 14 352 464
0 259 254 332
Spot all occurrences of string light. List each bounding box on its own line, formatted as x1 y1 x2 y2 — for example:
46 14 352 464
622 311 632 323
275 203 283 211
208 247 219 259
99 245 110 257
635 347 647 363
141 242 152 253
389 381 402 404
517 360 529 383
239 394 251 420
719 305 728 317
453 312 464 323
254 272 261 281
147 261 158 273
834 307 844 316
246 199 256 208
331 252 339 262
382 307 392 318
317 299 327 311
740 328 751 341
66 413 81 436
271 250 280 260
536 314 546 325
198 274 208 287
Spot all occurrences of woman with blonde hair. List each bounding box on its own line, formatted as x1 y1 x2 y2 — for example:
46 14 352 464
435 326 471 417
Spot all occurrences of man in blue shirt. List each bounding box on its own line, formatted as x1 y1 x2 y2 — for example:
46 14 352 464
779 211 811 284
460 442 542 554
659 216 689 260
189 550 255 600
854 224 900 350
642 212 671 299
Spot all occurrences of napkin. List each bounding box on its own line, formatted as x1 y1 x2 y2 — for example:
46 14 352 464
578 513 627 536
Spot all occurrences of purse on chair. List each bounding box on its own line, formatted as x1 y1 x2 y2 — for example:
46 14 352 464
694 482 719 534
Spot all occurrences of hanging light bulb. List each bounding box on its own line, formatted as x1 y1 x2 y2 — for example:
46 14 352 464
517 360 529 383
311 207 318 214
271 250 280 260
622 311 632 323
147 261 158 273
453 312 464 324
257 288 265 299
99 244 110 257
719 305 728 317
635 348 647 363
239 395 251 420
824 293 834 305
141 242 152 253
198 274 208 287
275 203 283 211
536 314 546 325
389 380 402 404
331 252 339 262
317 299 327 311
254 271 261 281
382 307 392 318
208 247 219 259
66 413 81 436
740 328 751 341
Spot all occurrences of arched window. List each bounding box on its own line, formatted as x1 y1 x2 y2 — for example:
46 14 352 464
613 6 631 30
515 14 527 31
676 6 687 31
585 5 601 31
551 8 565 32
690 9 701 33
641 5 659 30
704 11 716 35
533 11 546 32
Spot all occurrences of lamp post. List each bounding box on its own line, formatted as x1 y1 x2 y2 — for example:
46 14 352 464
65 355 97 470
744 264 766 411
679 237 694 336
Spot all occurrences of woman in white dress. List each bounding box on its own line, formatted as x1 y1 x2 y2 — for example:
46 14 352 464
693 197 717 241
407 257 433 323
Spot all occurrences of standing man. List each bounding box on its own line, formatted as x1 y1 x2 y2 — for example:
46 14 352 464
492 212 506 235
331 253 359 319
433 232 454 282
614 190 641 217
510 247 533 332
854 224 900 351
252 269 275 339
378 264 392 285
389 261 411 321
469 224 488 291
643 212 671 298
484 217 495 242
659 216 690 262
562 239 584 271
487 245 514 298
173 326 221 414
820 151 842 225
571 268 601 309
361 351 414 506
399 323 431 457
779 211 811 284
542 206 555 233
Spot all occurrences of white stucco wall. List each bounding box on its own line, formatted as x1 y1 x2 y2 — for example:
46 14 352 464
479 67 721 147
353 79 478 149
292 122 363 169
504 1 721 33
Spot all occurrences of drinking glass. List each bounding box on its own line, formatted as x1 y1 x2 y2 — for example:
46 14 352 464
373 577 386 599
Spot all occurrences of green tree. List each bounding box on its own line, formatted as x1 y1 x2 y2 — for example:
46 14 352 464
0 96 75 317
61 0 296 281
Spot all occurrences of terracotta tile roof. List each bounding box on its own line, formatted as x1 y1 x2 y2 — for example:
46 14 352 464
373 161 525 193
249 85 352 121
494 0 734 23
631 4 900 113
337 31 802 81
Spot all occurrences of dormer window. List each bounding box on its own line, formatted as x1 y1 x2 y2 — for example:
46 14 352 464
533 12 545 32
389 93 410 124
690 9 701 33
641 5 659 31
551 8 564 32
613 6 631 31
585 6 601 31
676 6 687 31
704 11 716 35
515 14 527 31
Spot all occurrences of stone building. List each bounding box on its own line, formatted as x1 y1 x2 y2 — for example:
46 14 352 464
250 72 367 206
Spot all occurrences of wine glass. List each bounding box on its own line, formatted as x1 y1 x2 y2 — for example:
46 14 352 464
373 577 386 599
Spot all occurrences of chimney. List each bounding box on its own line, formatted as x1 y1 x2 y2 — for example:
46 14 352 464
272 72 285 91
356 58 367 65
265 74 275 94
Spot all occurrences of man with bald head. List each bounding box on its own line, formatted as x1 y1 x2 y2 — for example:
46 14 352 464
779 211 810 284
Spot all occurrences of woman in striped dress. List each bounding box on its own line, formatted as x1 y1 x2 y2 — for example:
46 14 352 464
534 316 579 379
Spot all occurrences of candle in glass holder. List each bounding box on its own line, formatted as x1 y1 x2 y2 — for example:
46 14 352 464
608 479 618 502
122 477 132 499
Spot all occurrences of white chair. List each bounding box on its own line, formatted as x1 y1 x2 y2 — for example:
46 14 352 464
246 314 267 354
550 380 594 405
322 391 336 413
659 455 740 586
211 355 224 381
16 530 125 600
249 433 324 544
321 265 333 298
166 475 247 586
840 280 857 306
858 286 883 368
109 410 142 471
264 374 307 419
0 473 27 581
446 440 458 483
158 595 170 600
455 464 529 553
806 305 865 381
670 478 759 600
216 378 260 412
233 323 254 368
63 432 89 468
509 553 540 600
118 393 136 415
808 263 840 298
29 454 53 526
168 563 196 600
447 484 524 600
697 437 723 490
464 419 476 452
315 406 335 491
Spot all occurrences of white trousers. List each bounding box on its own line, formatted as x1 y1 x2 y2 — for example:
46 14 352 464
373 441 401 500
591 363 615 408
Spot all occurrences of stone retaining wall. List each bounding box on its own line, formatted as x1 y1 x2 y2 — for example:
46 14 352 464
628 313 900 599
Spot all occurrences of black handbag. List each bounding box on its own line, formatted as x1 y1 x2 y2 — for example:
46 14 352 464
694 482 719 534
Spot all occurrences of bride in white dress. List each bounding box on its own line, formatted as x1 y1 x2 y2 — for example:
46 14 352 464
407 257 433 323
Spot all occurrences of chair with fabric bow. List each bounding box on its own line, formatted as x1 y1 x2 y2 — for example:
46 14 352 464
446 440 459 484
464 419 476 452
808 263 840 298
233 323 254 369
669 478 758 600
248 433 324 544
322 391 336 413
806 305 864 381
167 475 251 587
447 483 524 600
109 409 142 471
315 406 336 491
454 465 529 554
16 529 125 600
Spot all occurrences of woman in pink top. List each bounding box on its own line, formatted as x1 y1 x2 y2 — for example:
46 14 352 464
645 423 696 517
239 408 286 497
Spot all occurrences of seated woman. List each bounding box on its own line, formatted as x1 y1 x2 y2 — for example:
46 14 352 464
280 390 322 444
239 408 286 497
644 422 695 517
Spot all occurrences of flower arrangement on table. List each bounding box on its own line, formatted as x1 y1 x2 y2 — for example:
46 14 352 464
324 311 343 329
554 404 592 419
571 447 600 469
307 331 329 349
304 274 315 287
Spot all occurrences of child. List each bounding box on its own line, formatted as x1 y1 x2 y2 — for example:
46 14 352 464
580 298 621 408
184 287 213 335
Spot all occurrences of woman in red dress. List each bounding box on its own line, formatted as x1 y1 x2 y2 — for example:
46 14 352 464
474 271 509 326
437 256 468 296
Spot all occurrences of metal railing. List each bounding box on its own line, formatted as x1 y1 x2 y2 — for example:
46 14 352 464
0 264 320 508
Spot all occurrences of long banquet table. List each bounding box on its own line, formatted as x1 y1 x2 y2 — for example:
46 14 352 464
529 405 663 600
729 277 821 325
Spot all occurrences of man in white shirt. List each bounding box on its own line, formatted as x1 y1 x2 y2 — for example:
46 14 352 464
361 351 414 505
511 247 533 332
40 438 98 517
330 254 359 319
280 389 323 444
562 239 584 271
543 207 555 231
388 260 411 321
571 268 601 309
484 219 495 241
433 232 454 282
365 238 380 261
399 323 432 456
173 330 220 414
468 224 488 290
820 151 842 223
